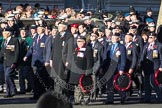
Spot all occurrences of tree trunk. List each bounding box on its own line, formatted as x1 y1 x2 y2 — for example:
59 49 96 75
156 0 162 32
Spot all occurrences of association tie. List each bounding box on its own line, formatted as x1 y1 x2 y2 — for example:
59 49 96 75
4 40 7 48
37 35 40 43
110 44 115 58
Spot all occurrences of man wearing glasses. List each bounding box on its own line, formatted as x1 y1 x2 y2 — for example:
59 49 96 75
140 32 162 103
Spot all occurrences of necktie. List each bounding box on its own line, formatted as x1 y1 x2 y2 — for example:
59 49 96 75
133 35 136 42
147 44 153 58
125 43 128 48
91 42 95 49
148 44 152 51
110 44 115 58
4 40 7 48
37 35 40 43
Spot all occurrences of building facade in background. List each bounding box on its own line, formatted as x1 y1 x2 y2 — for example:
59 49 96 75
0 0 160 12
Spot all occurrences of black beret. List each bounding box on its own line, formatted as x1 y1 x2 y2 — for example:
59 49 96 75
52 26 58 30
113 33 120 37
126 33 134 37
149 32 156 37
30 25 37 29
37 25 45 28
146 7 152 12
19 27 27 31
58 21 67 26
77 36 86 41
114 25 122 30
3 28 12 32
91 32 99 37
129 25 138 30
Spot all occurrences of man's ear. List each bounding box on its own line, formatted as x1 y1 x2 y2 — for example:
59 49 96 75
155 37 157 40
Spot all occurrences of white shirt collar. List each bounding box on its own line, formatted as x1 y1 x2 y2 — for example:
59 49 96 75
98 38 103 42
38 33 44 39
149 42 155 48
60 32 65 36
125 42 132 49
33 33 37 38
73 34 78 38
6 36 11 44
133 35 136 41
80 32 86 36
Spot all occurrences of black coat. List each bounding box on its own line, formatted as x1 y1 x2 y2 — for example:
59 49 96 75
133 35 144 57
69 45 93 84
140 41 162 73
26 34 48 67
103 43 126 72
88 41 104 74
18 38 31 66
44 36 53 63
51 31 73 80
0 37 20 67
125 42 138 71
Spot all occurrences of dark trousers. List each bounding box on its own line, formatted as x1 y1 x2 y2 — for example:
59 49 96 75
106 76 114 102
53 77 69 97
32 66 54 98
126 71 143 97
144 73 162 101
18 66 34 92
143 60 162 101
106 76 126 102
0 64 4 85
4 67 16 95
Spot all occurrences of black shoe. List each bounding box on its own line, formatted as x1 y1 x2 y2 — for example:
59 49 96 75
154 98 162 104
17 91 26 94
3 95 13 98
143 100 151 103
74 102 80 105
0 90 3 93
155 100 162 104
11 93 16 96
103 101 113 105
120 98 126 104
26 88 32 92
120 100 125 104
29 96 39 100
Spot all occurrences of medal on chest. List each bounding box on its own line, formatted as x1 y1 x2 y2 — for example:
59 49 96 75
40 42 45 47
77 52 84 58
127 50 131 55
127 45 133 55
93 49 98 57
6 45 15 51
152 45 158 58
62 41 65 47
76 48 86 58
115 48 121 57
153 50 158 58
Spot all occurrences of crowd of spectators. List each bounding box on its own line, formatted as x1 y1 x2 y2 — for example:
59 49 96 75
0 2 162 106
